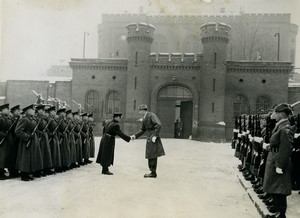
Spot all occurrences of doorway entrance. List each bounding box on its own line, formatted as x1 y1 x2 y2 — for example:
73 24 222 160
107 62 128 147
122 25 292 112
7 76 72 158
156 85 193 139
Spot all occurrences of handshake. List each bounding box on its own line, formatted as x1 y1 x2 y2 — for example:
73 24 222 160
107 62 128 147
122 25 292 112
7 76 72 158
130 135 157 143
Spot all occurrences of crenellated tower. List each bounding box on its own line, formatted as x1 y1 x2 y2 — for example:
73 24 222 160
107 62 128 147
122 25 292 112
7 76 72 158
199 22 231 141
124 22 155 132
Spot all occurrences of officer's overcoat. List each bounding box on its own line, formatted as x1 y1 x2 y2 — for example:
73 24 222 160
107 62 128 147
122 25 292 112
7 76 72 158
15 115 43 172
135 112 165 159
37 115 52 169
96 120 130 167
263 119 293 195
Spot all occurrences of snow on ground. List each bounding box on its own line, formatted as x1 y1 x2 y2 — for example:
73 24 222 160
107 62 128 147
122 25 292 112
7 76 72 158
0 138 259 218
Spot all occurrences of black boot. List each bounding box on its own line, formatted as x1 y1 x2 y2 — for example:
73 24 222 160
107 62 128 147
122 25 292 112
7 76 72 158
21 172 32 181
144 171 157 178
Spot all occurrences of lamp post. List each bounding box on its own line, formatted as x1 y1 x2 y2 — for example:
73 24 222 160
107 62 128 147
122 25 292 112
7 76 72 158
83 32 89 58
274 32 280 61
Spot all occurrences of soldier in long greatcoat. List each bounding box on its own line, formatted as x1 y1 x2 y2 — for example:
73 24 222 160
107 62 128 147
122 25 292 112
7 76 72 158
132 104 165 178
7 105 21 177
73 112 83 166
66 110 77 168
88 114 96 158
81 113 92 164
15 104 43 181
46 106 62 173
96 113 131 175
0 104 13 180
57 108 71 171
263 103 293 218
36 105 53 176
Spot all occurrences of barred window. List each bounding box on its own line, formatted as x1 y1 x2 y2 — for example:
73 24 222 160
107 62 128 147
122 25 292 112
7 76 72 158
233 95 249 116
256 96 271 113
85 90 99 113
158 85 192 99
107 91 120 114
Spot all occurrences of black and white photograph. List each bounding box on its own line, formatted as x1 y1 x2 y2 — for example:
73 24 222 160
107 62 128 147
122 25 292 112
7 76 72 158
1 0 300 217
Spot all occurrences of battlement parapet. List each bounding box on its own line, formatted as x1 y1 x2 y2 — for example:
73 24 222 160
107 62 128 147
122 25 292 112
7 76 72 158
126 22 155 43
69 58 128 71
150 53 201 70
101 13 291 24
226 61 293 74
200 22 231 43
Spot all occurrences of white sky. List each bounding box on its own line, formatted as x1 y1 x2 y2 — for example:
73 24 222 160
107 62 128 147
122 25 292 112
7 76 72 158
0 0 300 81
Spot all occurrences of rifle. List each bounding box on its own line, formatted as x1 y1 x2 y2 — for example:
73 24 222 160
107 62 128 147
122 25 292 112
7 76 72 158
58 120 72 144
0 118 18 145
49 119 62 143
26 119 41 148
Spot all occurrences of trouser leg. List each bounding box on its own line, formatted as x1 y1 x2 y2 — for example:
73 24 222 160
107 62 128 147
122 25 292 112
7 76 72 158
148 158 157 173
272 194 287 217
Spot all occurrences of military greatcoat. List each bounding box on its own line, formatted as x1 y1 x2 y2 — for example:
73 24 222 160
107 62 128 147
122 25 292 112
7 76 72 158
263 119 293 196
0 114 13 168
96 120 130 167
15 114 43 173
135 112 165 159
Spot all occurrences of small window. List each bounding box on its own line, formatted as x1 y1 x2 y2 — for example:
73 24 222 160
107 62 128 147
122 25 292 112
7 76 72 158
212 102 215 113
213 79 216 92
91 75 95 79
135 52 138 67
134 77 137 89
262 79 266 84
239 79 243 83
213 52 217 69
112 76 116 80
134 100 136 110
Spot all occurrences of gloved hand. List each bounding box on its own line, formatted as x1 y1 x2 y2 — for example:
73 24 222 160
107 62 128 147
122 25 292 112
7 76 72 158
131 135 136 141
276 167 283 174
152 136 157 143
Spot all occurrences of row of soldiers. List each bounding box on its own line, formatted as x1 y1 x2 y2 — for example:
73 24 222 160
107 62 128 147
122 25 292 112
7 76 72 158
231 111 300 214
0 103 96 181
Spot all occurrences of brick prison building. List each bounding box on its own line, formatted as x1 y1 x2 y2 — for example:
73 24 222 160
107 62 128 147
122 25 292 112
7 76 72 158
1 13 299 141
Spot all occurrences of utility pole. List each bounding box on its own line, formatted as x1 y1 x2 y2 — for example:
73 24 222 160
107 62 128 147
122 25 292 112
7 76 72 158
83 32 89 58
274 33 280 61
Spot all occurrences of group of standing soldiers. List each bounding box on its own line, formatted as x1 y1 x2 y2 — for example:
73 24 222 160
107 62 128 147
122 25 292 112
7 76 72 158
231 103 299 218
0 103 96 181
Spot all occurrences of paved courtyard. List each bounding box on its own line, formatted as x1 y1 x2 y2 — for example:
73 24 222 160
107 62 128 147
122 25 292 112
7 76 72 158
1 138 261 218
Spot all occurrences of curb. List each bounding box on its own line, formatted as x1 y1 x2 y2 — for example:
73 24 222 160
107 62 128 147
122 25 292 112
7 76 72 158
237 173 275 218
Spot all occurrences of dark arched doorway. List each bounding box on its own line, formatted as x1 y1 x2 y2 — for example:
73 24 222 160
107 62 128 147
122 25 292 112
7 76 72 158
156 85 193 139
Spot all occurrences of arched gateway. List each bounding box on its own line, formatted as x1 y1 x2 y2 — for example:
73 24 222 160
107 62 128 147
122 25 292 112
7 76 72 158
156 85 193 139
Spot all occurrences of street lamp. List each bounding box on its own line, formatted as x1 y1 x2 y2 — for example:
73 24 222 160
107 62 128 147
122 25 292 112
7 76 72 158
274 33 280 61
83 32 89 58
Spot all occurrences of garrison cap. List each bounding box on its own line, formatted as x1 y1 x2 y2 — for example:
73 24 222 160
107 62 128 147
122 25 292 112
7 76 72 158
113 112 122 118
56 107 66 114
35 104 45 110
22 104 35 112
66 109 72 115
0 103 9 111
274 103 293 115
10 105 20 112
45 106 56 113
80 113 88 117
72 111 79 116
138 104 148 111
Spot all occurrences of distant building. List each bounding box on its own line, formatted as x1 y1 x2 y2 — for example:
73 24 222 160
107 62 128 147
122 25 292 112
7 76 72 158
1 13 299 141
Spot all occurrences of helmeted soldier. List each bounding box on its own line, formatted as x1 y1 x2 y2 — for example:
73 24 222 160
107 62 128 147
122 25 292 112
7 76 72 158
96 112 131 175
0 103 14 180
132 104 165 178
15 104 43 181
